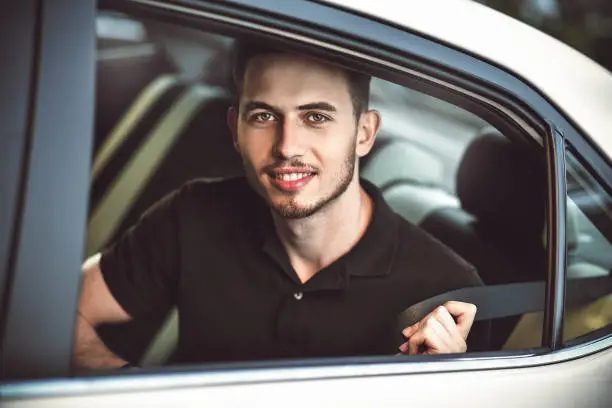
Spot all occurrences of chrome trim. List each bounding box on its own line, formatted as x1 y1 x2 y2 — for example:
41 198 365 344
124 0 543 144
542 127 568 349
2 337 610 398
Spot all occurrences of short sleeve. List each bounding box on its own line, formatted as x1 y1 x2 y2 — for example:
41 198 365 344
99 188 182 319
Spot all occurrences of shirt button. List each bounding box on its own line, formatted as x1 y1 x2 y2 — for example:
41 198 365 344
293 292 303 300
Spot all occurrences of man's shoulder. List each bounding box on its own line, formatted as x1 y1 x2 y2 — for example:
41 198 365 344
165 176 258 219
392 214 482 287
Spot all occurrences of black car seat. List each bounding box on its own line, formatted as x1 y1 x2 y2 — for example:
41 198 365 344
361 135 460 225
88 82 242 253
419 129 548 348
95 37 176 155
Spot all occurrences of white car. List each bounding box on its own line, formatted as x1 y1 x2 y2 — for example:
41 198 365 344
1 0 611 406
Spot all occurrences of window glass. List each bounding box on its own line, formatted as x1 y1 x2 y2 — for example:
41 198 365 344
563 150 612 342
369 80 489 193
81 10 549 372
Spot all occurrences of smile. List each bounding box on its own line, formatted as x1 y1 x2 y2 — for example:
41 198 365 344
275 172 315 181
269 170 317 192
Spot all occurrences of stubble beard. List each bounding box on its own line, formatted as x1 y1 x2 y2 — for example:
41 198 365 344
243 139 358 220
275 145 356 219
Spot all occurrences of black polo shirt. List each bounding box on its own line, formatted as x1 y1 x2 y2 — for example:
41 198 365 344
100 177 483 364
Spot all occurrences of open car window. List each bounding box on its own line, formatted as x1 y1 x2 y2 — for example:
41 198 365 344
370 79 489 193
85 8 552 371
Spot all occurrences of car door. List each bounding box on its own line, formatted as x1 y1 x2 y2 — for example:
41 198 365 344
1 0 611 406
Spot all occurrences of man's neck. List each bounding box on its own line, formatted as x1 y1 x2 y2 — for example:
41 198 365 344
271 179 373 284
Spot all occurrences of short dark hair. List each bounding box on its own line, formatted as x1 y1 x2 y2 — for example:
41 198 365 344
231 40 371 120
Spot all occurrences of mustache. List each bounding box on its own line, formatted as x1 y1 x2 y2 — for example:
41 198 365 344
263 159 319 174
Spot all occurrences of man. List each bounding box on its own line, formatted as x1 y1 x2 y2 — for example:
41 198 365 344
74 41 484 370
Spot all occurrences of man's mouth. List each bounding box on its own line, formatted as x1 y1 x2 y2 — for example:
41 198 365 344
274 172 315 181
268 168 318 191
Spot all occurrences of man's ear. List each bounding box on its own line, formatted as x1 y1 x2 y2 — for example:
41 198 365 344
227 106 240 152
356 110 382 158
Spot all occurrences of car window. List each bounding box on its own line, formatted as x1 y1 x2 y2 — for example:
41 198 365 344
78 8 552 372
563 149 612 342
369 80 489 193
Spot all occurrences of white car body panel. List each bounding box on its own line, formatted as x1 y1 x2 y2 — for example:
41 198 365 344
328 0 612 158
5 346 612 407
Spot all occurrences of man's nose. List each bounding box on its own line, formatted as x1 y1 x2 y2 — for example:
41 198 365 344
273 118 305 159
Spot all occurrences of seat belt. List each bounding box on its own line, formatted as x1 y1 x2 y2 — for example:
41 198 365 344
140 276 611 367
398 276 612 329
92 75 179 180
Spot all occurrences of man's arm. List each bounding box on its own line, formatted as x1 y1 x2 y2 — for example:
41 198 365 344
73 254 133 370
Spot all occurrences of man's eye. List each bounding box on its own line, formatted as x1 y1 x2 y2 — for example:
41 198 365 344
252 112 275 122
306 113 329 124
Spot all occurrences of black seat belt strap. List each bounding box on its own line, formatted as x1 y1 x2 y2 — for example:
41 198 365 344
398 276 611 328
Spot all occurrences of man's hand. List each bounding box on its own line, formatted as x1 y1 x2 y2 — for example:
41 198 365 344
398 301 476 355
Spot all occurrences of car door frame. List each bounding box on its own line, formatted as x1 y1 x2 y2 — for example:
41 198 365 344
1 0 611 396
1 0 96 379
0 0 39 343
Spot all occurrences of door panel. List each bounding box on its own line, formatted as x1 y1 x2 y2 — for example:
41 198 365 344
1 0 96 379
0 0 37 324
4 345 612 406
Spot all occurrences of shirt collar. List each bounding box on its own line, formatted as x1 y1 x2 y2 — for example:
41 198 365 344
342 178 399 278
256 178 400 287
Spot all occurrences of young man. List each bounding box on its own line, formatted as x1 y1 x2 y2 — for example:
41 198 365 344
74 42 484 369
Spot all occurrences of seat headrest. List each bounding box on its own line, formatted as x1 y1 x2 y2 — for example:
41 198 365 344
456 129 546 236
362 139 444 188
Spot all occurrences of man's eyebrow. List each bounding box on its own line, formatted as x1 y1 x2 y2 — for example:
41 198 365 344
242 101 280 114
297 102 337 112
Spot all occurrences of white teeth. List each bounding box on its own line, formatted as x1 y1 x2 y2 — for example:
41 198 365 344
276 173 312 181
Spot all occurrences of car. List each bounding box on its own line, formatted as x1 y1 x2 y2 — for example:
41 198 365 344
1 0 611 406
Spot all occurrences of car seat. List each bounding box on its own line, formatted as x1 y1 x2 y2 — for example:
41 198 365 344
91 78 242 364
418 129 548 348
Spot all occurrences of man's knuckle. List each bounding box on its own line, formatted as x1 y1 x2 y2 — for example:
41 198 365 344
469 303 477 315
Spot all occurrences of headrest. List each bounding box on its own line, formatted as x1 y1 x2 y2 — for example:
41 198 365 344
362 139 444 188
456 129 546 236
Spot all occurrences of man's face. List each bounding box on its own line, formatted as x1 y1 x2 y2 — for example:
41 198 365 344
230 54 371 219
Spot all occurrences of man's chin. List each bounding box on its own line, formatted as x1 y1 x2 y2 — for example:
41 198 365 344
270 199 319 219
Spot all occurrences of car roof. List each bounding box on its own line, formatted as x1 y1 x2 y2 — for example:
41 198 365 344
326 0 612 158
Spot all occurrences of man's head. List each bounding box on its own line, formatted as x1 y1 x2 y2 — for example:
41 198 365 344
232 42 372 121
227 41 382 219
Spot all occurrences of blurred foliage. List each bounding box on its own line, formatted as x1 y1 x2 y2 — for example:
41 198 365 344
475 0 612 71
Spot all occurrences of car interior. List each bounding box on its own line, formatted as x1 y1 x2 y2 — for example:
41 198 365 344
88 11 612 367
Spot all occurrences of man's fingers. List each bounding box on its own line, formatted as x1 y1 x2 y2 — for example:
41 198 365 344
399 324 419 353
431 306 464 348
441 301 477 339
423 317 454 351
398 302 476 355
403 319 450 355
402 324 417 339
408 330 425 355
